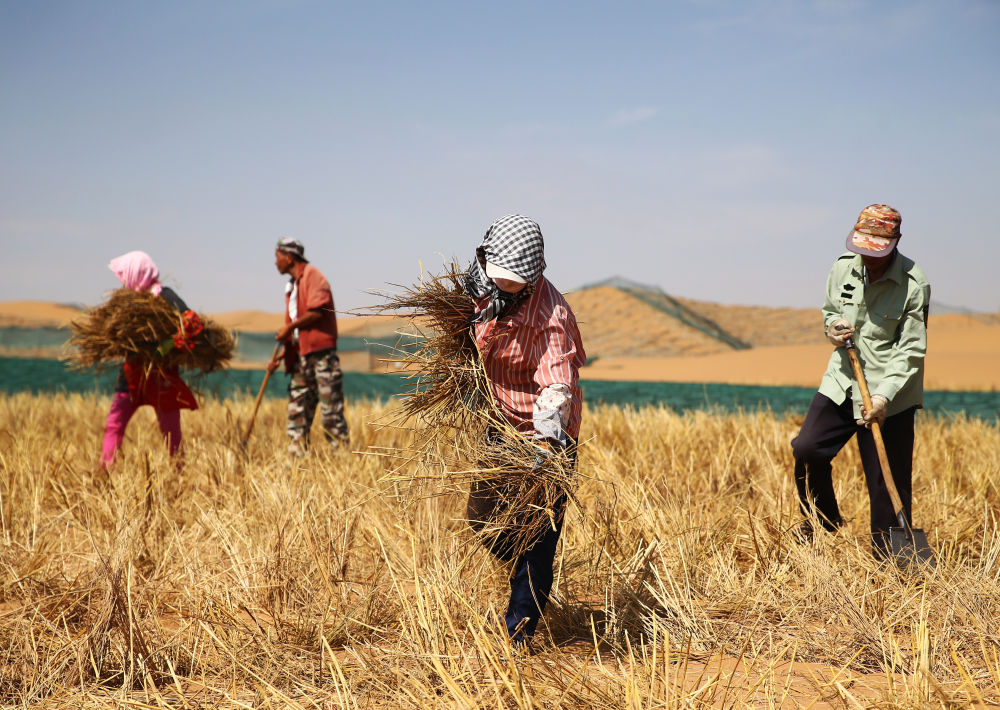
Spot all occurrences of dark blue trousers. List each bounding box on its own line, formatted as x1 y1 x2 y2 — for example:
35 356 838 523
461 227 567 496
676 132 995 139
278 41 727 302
475 434 575 643
792 392 915 556
494 495 566 642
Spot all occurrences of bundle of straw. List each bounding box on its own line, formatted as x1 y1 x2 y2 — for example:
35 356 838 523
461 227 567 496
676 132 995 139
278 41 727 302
372 264 578 559
67 288 235 373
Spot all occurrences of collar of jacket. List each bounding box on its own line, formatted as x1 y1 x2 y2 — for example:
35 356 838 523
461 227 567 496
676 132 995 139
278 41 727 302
848 251 905 286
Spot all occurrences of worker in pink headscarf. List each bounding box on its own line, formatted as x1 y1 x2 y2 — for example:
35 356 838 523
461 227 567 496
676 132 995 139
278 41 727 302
100 251 197 468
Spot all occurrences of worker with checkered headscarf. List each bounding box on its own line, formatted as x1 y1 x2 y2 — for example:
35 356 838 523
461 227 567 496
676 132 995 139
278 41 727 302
791 204 930 559
464 215 587 649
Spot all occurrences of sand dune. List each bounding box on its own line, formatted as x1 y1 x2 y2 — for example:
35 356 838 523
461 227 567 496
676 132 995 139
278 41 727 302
208 311 407 336
580 333 1000 391
674 296 827 347
0 301 86 327
3 294 998 390
571 290 999 390
568 286 736 357
0 301 403 337
206 309 283 332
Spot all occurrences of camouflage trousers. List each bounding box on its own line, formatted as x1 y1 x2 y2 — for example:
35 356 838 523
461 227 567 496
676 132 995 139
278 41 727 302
287 348 349 451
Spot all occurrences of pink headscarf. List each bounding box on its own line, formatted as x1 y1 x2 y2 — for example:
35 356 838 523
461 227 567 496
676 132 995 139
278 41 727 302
109 251 163 295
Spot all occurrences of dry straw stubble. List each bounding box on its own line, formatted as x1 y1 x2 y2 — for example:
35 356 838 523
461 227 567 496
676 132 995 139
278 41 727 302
1 393 999 706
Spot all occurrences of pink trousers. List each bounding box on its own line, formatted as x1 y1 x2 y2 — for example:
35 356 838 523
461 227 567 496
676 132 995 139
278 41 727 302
100 392 182 467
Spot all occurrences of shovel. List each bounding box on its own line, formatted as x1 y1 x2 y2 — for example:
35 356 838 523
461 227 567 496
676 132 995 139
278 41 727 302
242 343 282 446
845 337 935 567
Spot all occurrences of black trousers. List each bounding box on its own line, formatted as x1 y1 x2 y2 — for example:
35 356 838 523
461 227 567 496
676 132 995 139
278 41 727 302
791 392 915 555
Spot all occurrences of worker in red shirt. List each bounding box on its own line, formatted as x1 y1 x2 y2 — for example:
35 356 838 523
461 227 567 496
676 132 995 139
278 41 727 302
267 238 349 455
463 215 586 649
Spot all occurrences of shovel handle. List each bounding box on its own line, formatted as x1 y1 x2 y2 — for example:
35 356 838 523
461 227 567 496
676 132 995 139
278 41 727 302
243 343 282 444
844 337 909 531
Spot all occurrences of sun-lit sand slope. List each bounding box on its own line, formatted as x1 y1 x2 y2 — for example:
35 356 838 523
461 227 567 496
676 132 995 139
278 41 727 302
575 290 1000 390
674 295 828 348
0 301 89 327
574 289 1000 390
568 286 739 357
161 293 1000 392
0 301 408 340
3 293 999 390
579 316 1000 391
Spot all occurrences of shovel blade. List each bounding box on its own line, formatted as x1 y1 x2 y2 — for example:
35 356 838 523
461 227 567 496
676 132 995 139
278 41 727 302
890 527 936 568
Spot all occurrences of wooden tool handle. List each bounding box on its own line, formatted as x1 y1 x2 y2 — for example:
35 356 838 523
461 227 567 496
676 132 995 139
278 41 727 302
243 343 282 443
844 338 908 527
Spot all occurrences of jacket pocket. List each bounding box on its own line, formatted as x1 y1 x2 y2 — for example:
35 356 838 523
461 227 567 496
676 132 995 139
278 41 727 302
866 293 906 341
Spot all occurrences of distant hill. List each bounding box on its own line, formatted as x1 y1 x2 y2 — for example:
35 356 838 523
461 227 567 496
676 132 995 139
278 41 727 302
569 278 1000 358
568 278 825 358
929 301 1000 324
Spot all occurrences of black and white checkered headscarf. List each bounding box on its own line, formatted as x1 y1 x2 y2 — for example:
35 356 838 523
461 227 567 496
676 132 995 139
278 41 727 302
464 215 546 323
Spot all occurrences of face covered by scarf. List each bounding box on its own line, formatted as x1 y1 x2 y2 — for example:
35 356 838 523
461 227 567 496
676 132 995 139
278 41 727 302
464 215 546 323
109 251 163 295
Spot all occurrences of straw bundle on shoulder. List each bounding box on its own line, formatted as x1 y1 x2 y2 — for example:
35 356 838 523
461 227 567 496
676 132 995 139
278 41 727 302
67 288 235 373
371 265 486 428
372 264 579 559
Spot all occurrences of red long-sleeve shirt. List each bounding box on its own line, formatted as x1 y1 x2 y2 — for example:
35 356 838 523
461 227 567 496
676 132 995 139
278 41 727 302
284 263 339 356
473 277 586 439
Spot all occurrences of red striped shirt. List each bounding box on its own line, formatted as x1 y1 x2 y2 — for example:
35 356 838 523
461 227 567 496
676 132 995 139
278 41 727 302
473 277 586 439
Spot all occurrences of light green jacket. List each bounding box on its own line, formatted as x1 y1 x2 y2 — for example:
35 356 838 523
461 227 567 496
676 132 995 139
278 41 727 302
819 252 930 418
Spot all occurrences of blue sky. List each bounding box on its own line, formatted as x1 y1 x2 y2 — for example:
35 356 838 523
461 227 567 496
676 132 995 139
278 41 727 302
2 0 998 316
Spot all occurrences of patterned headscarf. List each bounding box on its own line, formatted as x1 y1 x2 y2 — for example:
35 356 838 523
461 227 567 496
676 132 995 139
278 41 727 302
109 251 162 295
464 215 546 323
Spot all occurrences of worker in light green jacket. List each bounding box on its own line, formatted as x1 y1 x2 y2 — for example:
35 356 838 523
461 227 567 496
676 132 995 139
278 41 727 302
791 204 930 559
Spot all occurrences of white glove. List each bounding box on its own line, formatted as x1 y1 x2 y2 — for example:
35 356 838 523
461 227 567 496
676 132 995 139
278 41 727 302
826 319 854 347
533 384 572 448
858 394 888 428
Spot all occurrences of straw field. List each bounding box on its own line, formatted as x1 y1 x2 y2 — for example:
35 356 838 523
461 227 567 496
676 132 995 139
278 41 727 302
1 392 999 708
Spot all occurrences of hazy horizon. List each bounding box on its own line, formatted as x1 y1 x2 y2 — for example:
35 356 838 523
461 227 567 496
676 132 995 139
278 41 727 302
3 279 991 321
3 1 998 314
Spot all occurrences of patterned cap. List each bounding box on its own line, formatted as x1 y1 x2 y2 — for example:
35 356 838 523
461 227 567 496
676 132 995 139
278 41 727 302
276 237 308 262
846 204 901 257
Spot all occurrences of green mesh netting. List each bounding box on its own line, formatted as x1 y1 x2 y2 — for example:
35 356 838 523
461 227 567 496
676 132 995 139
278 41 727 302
3 356 998 420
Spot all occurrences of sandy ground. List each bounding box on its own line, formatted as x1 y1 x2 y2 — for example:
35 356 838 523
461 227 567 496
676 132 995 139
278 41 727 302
0 301 384 332
4 298 998 390
0 301 88 327
580 337 1000 390
579 304 1000 390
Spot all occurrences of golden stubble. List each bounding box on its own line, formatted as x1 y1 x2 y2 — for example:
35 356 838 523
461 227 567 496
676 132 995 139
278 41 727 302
0 392 998 708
